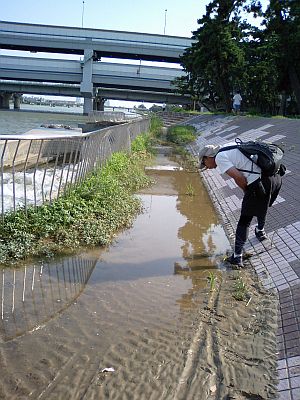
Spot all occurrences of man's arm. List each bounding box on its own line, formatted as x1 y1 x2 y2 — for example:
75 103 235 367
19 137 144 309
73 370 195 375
225 167 248 191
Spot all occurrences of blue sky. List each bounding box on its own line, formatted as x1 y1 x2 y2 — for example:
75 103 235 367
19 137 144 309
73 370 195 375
1 0 268 36
1 0 208 37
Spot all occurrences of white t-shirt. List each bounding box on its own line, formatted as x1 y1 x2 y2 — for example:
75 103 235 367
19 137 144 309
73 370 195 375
215 143 261 185
233 94 242 105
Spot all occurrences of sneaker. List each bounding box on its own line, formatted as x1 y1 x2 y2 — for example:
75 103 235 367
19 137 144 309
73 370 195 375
255 227 268 242
224 254 244 268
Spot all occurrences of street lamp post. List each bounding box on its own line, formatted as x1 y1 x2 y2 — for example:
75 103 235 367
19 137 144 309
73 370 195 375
81 1 85 28
164 9 167 35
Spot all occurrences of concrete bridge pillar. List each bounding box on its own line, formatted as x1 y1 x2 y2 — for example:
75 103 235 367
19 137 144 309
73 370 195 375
83 97 93 115
80 48 94 115
0 92 11 109
13 93 22 110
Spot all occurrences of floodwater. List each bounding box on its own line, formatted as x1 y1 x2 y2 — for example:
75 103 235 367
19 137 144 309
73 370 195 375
0 110 232 399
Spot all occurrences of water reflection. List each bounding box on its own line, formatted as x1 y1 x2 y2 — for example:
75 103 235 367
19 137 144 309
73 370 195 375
141 155 230 312
169 169 229 272
0 254 96 341
0 150 231 340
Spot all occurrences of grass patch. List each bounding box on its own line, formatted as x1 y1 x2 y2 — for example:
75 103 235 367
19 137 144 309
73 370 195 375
232 276 249 301
166 125 197 145
0 133 153 266
150 115 164 138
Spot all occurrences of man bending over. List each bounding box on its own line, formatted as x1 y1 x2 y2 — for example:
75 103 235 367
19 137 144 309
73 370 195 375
198 144 283 267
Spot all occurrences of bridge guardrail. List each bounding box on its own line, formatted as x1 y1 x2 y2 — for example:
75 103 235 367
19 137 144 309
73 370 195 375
0 117 150 218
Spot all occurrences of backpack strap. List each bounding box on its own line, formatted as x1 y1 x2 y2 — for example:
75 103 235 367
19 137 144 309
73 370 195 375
236 168 260 175
217 145 238 153
217 145 261 175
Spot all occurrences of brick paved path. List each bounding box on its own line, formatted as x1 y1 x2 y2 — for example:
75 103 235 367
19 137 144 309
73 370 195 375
186 114 300 400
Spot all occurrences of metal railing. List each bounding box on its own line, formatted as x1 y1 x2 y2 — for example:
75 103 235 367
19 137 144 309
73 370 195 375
0 117 150 217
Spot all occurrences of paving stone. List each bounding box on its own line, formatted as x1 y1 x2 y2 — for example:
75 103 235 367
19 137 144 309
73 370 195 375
278 390 291 400
190 115 300 399
290 365 300 377
291 388 300 399
279 379 291 391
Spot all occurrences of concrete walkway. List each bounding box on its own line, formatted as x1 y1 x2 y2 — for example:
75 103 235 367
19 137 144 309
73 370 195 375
186 114 300 400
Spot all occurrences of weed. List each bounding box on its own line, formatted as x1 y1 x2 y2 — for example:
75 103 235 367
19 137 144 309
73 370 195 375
166 125 197 145
233 277 248 301
207 271 218 291
185 183 195 196
150 115 163 138
179 153 199 172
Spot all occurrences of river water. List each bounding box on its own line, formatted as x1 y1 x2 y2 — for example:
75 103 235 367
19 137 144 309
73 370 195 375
0 104 136 135
0 109 231 399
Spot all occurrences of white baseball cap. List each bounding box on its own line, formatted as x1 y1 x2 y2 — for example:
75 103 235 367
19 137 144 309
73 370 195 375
198 145 220 168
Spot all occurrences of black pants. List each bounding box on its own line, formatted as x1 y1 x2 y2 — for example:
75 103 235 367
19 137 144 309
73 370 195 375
235 174 282 255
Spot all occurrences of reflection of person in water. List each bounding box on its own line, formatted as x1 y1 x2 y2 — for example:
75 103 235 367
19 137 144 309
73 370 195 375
169 170 228 311
172 171 222 276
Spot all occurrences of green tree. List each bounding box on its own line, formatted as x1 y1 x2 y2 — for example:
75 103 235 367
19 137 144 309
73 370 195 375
263 0 300 114
242 26 280 114
178 0 248 112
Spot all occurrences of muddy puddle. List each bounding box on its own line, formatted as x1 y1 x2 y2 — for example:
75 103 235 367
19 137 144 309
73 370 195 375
0 149 235 399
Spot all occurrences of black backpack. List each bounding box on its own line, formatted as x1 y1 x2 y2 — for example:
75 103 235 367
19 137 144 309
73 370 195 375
217 138 285 177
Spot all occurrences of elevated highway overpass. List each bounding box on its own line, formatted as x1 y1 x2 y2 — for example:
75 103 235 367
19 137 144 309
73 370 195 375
0 81 191 105
0 21 193 112
0 20 193 63
0 54 189 111
0 55 183 91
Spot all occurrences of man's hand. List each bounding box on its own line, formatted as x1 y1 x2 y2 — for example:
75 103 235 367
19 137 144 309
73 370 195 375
226 167 248 191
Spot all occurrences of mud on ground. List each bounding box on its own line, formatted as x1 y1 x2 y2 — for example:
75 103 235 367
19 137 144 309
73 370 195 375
0 149 279 399
173 268 279 400
79 267 279 400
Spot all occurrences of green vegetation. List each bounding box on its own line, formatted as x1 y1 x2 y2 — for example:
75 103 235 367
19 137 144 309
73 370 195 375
174 150 199 173
185 183 195 196
166 125 197 145
207 271 218 292
149 114 164 138
175 0 300 116
156 124 198 172
0 133 153 265
233 276 249 302
149 121 198 172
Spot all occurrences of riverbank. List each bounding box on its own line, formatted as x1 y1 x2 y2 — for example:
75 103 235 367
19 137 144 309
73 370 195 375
0 144 279 399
